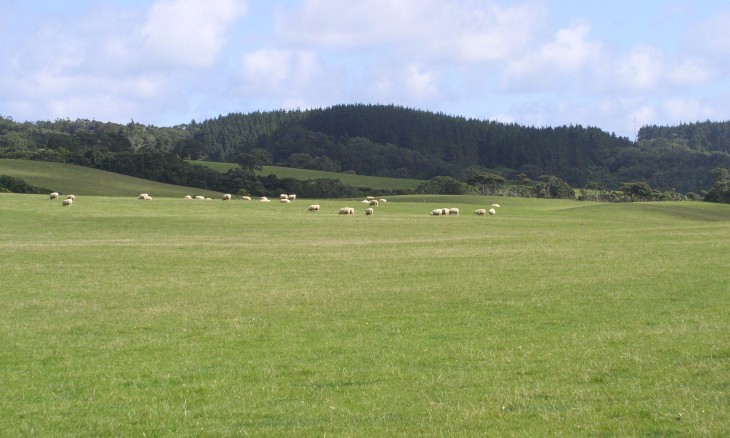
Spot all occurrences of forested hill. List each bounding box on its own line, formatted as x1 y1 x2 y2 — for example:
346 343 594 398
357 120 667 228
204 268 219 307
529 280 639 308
193 105 729 192
2 105 730 192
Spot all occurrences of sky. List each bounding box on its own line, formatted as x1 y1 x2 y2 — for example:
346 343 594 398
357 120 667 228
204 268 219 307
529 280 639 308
1 0 729 139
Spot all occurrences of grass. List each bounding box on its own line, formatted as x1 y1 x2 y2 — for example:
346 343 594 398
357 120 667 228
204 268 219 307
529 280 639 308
190 160 424 191
1 193 729 436
0 159 223 197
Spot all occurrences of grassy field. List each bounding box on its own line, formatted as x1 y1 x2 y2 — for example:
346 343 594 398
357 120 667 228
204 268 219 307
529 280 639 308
0 159 223 197
190 160 424 191
1 193 728 436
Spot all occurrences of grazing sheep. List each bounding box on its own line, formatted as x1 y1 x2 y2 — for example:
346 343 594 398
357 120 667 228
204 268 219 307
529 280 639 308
491 204 501 208
62 198 73 207
339 207 355 215
241 196 252 200
361 199 371 204
184 195 193 199
194 195 205 200
475 208 486 216
430 209 442 216
369 199 379 207
50 192 59 200
441 208 450 215
379 199 387 203
449 208 460 215
66 194 75 200
307 204 320 211
138 194 152 200
489 208 496 215
280 194 288 200
222 194 232 201
287 194 296 200
366 196 375 201
280 198 291 203
365 208 374 215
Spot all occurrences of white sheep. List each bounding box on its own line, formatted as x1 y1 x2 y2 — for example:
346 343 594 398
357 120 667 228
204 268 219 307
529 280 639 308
489 208 496 215
307 204 320 211
379 199 387 203
241 196 252 200
184 195 193 199
260 196 270 202
366 196 375 201
194 195 204 200
365 208 374 215
66 194 75 200
361 199 371 204
138 194 152 200
475 208 486 216
280 194 288 199
491 204 501 208
430 209 442 215
449 208 460 215
280 198 291 203
339 207 355 215
441 208 450 215
369 199 379 207
50 192 59 200
287 194 296 200
62 198 73 207
222 194 232 201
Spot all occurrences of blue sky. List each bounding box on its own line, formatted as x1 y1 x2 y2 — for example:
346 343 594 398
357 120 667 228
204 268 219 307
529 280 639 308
1 0 729 139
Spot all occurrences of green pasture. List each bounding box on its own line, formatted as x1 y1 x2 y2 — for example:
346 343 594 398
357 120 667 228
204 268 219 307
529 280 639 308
190 160 424 191
1 193 728 436
0 159 223 198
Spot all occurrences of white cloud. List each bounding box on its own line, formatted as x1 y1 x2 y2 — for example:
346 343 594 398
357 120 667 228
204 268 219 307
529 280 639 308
138 0 247 68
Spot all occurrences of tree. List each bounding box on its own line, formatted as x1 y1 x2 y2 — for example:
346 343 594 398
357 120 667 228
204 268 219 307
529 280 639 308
704 167 730 204
620 181 653 202
534 175 575 199
233 151 265 172
467 172 506 195
416 176 469 195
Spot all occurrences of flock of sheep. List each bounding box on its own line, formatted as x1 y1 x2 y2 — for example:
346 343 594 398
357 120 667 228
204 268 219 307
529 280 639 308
51 191 501 217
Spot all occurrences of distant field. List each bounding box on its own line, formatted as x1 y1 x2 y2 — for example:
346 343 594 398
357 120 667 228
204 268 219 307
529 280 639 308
0 159 223 197
189 160 424 190
1 193 728 436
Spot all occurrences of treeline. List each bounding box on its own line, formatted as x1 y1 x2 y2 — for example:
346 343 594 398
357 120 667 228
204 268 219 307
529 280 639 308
2 106 730 198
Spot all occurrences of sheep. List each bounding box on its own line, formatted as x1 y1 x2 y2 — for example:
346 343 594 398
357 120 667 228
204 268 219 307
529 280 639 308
449 208 460 215
489 208 496 215
287 194 296 200
365 208 374 215
379 199 387 203
280 198 291 203
441 208 450 215
307 204 320 211
491 204 501 208
194 195 205 200
339 207 355 215
475 208 486 216
66 194 75 200
50 192 59 200
361 199 371 204
369 199 379 207
280 194 289 200
366 196 375 201
62 198 73 207
138 194 152 200
260 196 270 202
222 194 232 201
241 196 252 200
184 195 193 199
430 209 442 216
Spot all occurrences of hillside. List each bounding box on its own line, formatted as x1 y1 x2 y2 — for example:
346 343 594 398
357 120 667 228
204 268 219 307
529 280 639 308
2 106 730 193
0 159 222 197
